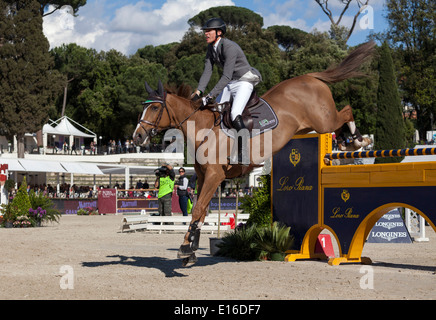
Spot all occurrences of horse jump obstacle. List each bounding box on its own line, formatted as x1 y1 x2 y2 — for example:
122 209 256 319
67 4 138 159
271 133 436 266
121 213 250 233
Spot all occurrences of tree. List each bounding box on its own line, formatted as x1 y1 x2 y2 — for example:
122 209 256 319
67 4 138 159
286 32 378 135
0 0 63 158
38 0 86 16
185 7 283 95
11 176 31 217
188 6 263 31
314 0 370 44
266 25 309 53
384 0 435 139
52 43 96 116
115 59 168 139
375 42 406 163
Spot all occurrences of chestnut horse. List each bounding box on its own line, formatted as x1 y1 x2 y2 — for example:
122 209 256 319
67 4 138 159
133 41 375 265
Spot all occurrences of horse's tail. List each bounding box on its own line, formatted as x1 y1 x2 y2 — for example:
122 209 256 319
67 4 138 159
307 40 376 84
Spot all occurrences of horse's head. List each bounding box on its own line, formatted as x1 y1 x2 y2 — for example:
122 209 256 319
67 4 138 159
133 80 173 146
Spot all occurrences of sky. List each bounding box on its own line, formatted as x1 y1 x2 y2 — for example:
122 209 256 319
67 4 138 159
42 0 388 56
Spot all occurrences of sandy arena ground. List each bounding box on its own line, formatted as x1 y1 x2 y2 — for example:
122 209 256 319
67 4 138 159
0 214 435 300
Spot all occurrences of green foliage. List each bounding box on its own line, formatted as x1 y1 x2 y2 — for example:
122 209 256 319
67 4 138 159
255 222 294 260
384 0 435 139
266 25 308 52
188 6 263 30
11 177 31 217
216 224 259 261
0 203 19 223
0 0 64 157
375 42 406 163
38 0 87 16
240 175 271 227
4 179 15 193
5 3 424 147
288 32 346 76
77 207 98 215
28 190 61 223
217 222 294 261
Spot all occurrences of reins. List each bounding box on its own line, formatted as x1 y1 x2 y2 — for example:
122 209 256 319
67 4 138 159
138 94 223 148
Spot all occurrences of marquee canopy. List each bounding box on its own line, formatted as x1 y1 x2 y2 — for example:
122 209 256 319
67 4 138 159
0 159 103 175
43 116 96 139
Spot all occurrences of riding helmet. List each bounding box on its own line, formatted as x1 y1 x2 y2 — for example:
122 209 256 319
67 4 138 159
201 18 226 35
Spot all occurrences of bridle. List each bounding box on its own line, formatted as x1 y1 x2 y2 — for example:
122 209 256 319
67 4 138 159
137 94 205 140
138 97 172 139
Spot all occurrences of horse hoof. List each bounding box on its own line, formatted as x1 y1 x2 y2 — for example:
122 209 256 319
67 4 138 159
361 137 372 147
353 140 363 149
338 143 347 151
182 253 198 267
353 137 372 150
177 244 194 259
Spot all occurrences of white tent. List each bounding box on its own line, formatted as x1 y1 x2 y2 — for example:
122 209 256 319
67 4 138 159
53 117 96 138
42 116 96 153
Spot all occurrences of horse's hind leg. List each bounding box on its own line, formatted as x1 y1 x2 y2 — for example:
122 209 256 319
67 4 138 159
337 105 371 149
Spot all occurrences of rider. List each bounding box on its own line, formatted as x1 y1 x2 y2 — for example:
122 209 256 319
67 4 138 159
191 17 262 164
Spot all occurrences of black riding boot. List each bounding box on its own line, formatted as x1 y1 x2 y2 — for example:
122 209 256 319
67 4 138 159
229 115 249 165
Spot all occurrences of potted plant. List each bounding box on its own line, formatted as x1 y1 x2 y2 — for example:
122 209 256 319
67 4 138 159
1 203 19 228
28 207 46 227
11 177 31 217
13 216 31 228
77 207 96 215
215 222 294 261
255 222 294 261
214 223 259 260
28 190 61 224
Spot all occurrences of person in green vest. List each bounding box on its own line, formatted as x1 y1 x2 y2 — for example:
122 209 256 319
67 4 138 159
154 164 175 217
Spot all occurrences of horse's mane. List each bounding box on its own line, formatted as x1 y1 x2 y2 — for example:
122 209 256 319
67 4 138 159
164 83 193 100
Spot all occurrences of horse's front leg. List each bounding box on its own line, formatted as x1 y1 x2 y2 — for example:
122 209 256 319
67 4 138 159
177 172 224 259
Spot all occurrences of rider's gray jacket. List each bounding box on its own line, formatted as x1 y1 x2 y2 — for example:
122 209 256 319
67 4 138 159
197 38 262 98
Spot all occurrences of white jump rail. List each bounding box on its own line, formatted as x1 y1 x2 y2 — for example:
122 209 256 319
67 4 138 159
121 213 250 233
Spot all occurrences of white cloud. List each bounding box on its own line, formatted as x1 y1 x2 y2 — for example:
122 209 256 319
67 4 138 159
43 0 385 54
43 0 235 55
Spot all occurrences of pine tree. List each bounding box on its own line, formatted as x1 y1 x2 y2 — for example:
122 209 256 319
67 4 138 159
0 0 63 158
375 42 406 163
11 177 31 217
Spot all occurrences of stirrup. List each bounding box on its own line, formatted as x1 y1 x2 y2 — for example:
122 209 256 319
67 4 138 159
212 103 225 113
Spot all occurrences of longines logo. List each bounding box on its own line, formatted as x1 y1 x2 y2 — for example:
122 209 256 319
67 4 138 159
341 190 350 202
289 149 301 167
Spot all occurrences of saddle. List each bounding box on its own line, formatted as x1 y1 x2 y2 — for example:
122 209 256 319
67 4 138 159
221 91 260 131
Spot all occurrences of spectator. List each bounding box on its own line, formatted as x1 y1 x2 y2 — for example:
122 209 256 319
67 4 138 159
90 141 96 155
143 180 149 190
71 142 78 155
176 167 189 217
136 180 143 189
63 141 69 154
154 164 175 218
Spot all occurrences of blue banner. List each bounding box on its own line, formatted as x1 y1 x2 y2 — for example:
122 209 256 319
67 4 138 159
366 209 412 243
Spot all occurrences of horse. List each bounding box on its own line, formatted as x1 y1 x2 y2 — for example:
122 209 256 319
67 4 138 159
133 41 375 265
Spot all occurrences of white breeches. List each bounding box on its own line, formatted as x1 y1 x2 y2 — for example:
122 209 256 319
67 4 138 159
216 80 254 121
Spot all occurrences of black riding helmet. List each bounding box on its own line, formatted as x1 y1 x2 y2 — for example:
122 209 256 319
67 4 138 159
201 18 226 35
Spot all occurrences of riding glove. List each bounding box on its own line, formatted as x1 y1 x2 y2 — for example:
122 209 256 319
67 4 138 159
201 95 213 109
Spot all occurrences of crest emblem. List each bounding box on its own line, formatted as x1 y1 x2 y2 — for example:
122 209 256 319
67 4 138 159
289 149 301 167
341 189 350 202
